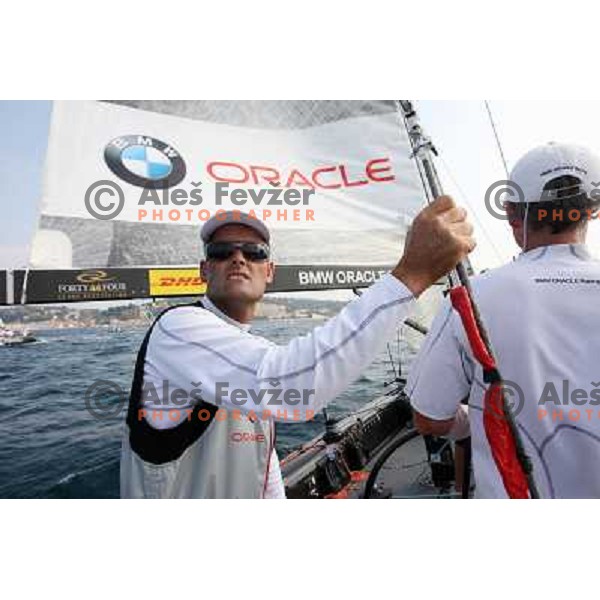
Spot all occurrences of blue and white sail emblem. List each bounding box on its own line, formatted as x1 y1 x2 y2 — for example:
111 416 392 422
104 135 186 189
121 145 173 180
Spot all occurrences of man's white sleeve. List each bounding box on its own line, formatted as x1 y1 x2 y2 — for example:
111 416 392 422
406 299 472 420
145 273 415 421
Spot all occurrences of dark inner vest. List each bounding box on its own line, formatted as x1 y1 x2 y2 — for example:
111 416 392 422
126 302 218 465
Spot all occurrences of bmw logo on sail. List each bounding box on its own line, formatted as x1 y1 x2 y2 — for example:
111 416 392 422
104 135 186 189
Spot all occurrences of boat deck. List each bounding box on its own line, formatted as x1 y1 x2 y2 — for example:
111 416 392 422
349 432 463 499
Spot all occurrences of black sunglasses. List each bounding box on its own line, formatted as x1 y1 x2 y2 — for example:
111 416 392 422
205 241 270 262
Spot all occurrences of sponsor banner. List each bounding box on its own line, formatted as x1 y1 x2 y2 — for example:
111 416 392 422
6 265 392 303
149 269 206 296
268 265 392 292
15 268 149 303
32 101 424 269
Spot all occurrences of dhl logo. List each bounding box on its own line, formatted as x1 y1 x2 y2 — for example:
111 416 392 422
149 269 207 296
159 276 203 287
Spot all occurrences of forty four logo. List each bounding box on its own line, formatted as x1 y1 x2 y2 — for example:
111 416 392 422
104 135 187 189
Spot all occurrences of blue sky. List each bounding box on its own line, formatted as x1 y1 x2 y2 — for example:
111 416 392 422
2 100 600 271
416 100 600 268
0 100 52 265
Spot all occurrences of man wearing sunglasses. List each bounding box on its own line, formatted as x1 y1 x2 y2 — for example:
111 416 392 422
121 200 475 498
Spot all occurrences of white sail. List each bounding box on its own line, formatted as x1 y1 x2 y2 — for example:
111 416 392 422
31 101 426 269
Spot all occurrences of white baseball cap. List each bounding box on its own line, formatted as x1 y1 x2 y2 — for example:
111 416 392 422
200 210 270 244
509 142 600 203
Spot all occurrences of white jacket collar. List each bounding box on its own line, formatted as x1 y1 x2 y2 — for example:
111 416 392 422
201 296 252 332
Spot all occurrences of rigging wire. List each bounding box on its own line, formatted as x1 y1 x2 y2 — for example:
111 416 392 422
485 100 534 251
395 100 433 204
400 100 506 268
484 100 510 178
437 155 506 265
396 326 402 377
357 276 406 389
386 343 398 381
405 100 540 498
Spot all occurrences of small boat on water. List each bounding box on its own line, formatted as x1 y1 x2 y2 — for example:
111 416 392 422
0 319 37 347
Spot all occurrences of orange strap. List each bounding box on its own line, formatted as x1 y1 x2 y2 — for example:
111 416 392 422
449 286 530 499
483 383 529 498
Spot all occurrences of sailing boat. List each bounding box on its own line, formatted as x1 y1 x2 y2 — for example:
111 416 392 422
0 100 464 498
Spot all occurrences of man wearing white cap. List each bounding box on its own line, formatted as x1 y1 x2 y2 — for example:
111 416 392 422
408 143 600 498
121 199 475 499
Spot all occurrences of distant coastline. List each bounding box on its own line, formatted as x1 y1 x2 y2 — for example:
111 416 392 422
0 296 346 331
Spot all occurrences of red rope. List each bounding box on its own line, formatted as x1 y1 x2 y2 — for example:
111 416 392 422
483 383 529 498
449 287 494 370
449 287 530 499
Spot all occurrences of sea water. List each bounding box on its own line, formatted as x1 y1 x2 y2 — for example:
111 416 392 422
0 318 415 498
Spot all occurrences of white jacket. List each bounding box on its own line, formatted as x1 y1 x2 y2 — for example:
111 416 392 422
121 274 415 498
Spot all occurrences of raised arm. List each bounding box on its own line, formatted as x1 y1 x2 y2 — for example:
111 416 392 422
145 195 475 423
